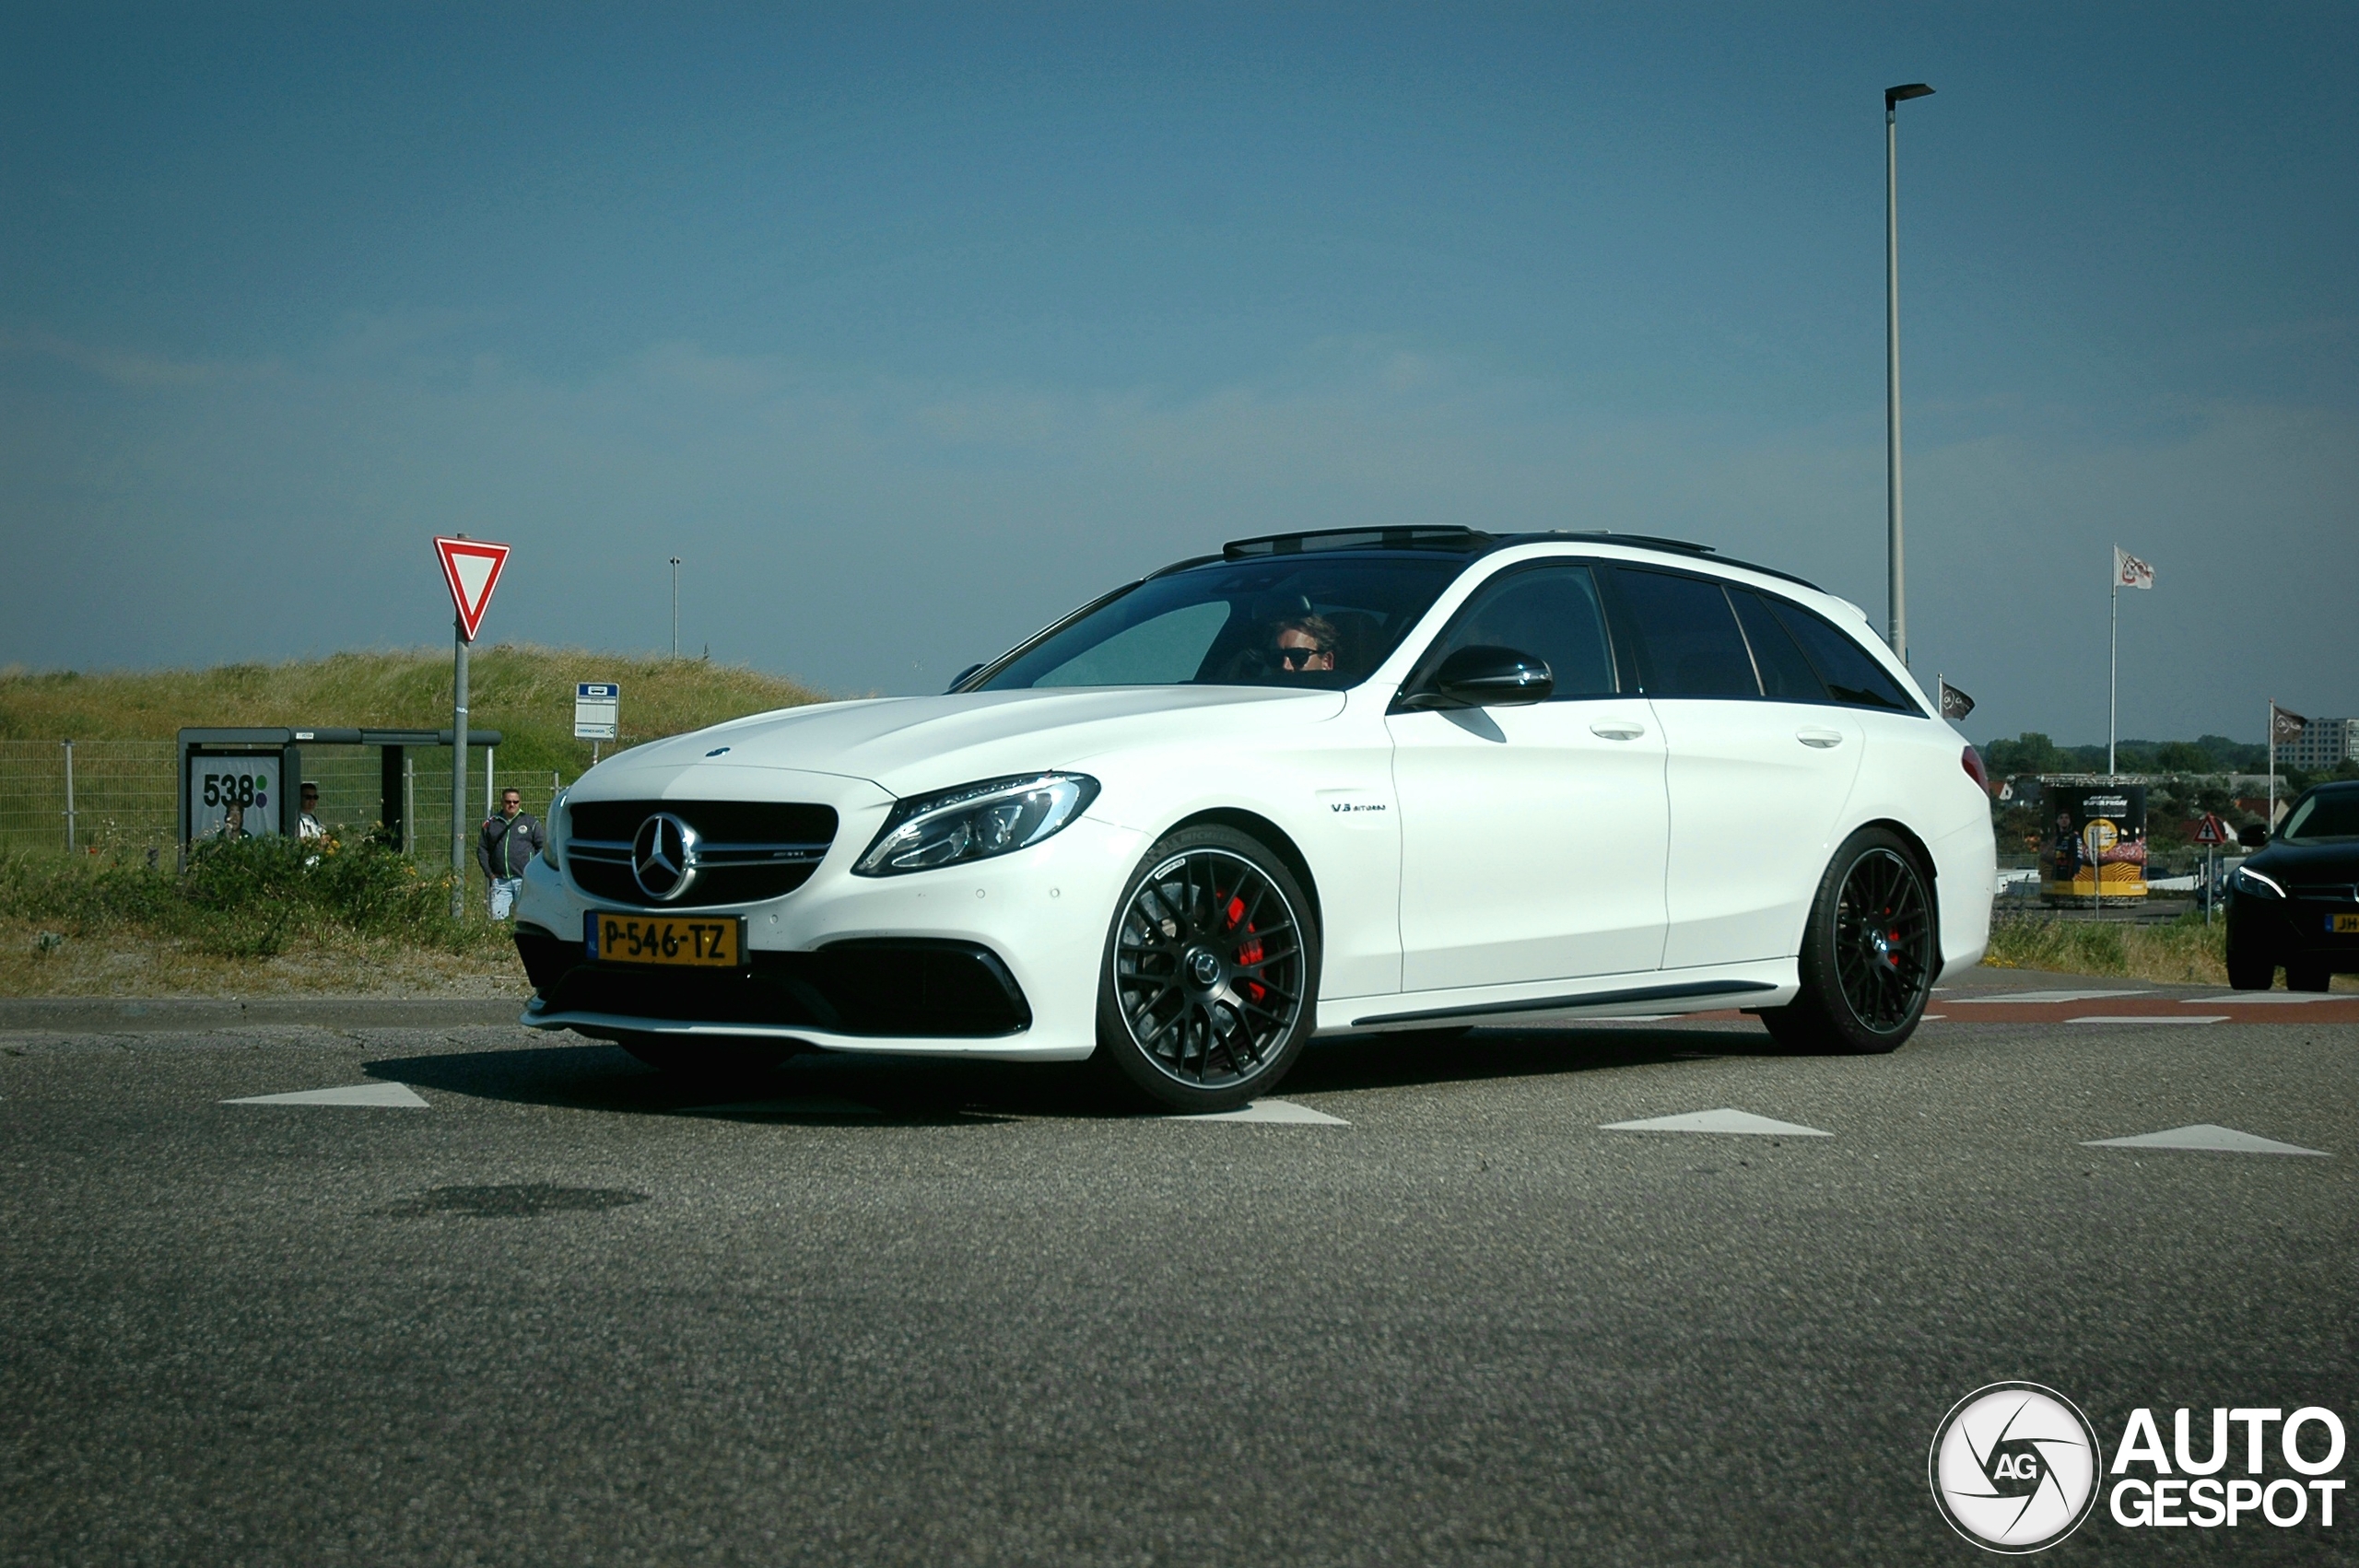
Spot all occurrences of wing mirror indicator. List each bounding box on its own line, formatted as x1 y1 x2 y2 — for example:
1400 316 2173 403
1401 646 1555 710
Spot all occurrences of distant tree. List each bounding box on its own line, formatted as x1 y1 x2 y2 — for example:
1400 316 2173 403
2154 740 2216 773
2196 733 2269 770
1983 731 2062 776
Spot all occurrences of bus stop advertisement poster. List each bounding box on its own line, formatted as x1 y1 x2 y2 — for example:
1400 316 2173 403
2042 783 2148 902
189 751 285 840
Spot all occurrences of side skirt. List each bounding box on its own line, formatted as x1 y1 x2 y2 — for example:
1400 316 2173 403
1345 977 1778 1030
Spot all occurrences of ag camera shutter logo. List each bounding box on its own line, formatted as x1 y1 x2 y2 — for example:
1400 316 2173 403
1929 1383 2103 1552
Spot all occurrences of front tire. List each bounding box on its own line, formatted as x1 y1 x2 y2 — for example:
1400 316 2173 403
1759 826 1935 1055
1095 825 1320 1112
2285 959 2332 993
2225 942 2275 991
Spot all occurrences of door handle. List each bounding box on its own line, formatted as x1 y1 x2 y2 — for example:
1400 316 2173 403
1796 729 1845 749
1590 720 1646 741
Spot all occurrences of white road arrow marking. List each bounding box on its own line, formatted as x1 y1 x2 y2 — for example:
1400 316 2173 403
2068 1014 2229 1024
1168 1099 1348 1124
224 1082 428 1107
1950 989 2154 1004
1601 1107 1831 1137
2083 1124 2328 1156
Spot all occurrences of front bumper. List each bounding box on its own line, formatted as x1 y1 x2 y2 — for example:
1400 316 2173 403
2226 894 2359 971
513 798 1147 1060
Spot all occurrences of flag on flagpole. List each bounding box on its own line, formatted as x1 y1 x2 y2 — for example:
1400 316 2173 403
1937 679 1976 720
2272 704 2307 745
2113 546 2154 590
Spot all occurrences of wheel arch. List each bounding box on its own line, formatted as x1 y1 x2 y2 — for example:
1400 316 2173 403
1165 807 1323 938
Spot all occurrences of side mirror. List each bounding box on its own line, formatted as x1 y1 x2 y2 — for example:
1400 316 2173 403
2237 824 2269 849
946 663 985 693
1402 646 1554 710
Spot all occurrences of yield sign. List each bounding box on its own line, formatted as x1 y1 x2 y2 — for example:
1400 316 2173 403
434 536 511 642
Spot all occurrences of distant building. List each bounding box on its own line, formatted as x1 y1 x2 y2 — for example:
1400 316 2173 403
2287 717 2359 771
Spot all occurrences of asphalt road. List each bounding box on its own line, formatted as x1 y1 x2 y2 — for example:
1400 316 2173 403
3 973 2353 1566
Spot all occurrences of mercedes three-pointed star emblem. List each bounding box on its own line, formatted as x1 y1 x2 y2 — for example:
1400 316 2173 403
631 812 699 902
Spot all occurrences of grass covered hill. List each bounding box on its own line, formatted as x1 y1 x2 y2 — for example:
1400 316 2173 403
0 646 827 775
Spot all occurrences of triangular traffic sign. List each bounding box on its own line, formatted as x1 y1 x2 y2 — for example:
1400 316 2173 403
434 535 512 641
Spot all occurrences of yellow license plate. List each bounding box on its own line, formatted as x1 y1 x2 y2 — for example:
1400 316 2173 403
2330 914 2359 935
588 912 745 967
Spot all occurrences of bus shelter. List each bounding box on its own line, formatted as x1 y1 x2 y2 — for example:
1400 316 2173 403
177 726 503 850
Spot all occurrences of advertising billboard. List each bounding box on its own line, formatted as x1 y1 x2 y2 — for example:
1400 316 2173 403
2041 781 2148 903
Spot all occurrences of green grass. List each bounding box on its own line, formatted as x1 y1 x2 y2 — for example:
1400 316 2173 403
2 836 497 960
1983 910 2230 987
0 645 827 776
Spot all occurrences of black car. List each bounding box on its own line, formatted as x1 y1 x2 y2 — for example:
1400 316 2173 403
2225 780 2359 990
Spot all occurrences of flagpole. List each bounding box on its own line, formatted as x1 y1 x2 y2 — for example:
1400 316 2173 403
2269 698 2276 831
2107 560 2118 778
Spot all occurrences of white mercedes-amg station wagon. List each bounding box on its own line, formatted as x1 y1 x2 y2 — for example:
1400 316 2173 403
514 528 1997 1110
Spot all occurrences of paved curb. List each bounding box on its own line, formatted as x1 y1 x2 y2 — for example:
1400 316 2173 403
0 997 529 1033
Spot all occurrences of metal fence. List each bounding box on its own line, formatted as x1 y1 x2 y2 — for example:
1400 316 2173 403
0 739 572 860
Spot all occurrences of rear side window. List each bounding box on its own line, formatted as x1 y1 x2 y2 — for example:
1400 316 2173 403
1607 568 1760 698
1730 590 1827 702
1419 563 1619 698
1762 598 1919 713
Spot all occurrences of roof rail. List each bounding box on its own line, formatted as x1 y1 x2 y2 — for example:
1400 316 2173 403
1496 531 1822 591
1222 526 1496 560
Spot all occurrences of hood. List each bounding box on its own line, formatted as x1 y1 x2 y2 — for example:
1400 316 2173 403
582 685 1348 798
2247 837 2359 881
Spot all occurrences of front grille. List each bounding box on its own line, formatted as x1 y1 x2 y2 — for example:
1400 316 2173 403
527 939 1030 1037
2293 883 2359 904
565 799 838 908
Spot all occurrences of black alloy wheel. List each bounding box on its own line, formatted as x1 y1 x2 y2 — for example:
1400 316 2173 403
1097 825 1319 1112
1761 826 1934 1055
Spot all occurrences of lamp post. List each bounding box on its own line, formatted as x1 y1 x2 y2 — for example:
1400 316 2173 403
669 556 683 659
1884 81 1934 666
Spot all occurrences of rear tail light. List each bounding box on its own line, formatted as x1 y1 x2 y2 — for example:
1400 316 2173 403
1961 745 1989 792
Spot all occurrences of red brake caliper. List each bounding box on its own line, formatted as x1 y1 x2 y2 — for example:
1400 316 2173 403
1224 891 1268 1004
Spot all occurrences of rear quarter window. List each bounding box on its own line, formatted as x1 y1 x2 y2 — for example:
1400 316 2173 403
1762 598 1921 714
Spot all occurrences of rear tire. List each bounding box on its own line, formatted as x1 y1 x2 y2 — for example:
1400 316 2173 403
1094 825 1320 1113
2225 944 2275 991
1758 826 1935 1056
2285 960 2332 994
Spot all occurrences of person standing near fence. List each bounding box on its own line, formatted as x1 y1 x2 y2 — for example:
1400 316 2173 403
477 788 544 921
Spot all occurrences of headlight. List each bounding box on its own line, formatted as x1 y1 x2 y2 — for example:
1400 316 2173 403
2231 864 2284 899
544 787 569 871
854 773 1099 877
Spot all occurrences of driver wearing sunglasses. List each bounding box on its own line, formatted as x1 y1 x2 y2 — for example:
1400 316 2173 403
1268 613 1338 674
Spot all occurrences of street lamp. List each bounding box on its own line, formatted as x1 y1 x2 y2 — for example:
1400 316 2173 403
669 556 683 659
1884 81 1934 666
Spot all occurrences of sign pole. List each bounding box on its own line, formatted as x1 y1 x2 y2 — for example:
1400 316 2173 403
452 613 470 919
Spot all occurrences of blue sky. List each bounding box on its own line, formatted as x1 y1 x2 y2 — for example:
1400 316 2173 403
3 3 2353 743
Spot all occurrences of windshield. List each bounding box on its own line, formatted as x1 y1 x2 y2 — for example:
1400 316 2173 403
973 554 1468 691
2277 786 2359 843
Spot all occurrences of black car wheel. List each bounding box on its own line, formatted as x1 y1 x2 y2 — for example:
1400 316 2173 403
1760 826 1935 1055
2285 959 2333 994
1096 825 1319 1113
2225 942 2275 991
